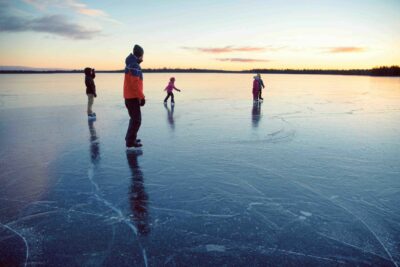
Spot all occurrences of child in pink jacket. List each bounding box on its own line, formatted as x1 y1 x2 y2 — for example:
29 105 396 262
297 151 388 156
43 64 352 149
163 77 181 105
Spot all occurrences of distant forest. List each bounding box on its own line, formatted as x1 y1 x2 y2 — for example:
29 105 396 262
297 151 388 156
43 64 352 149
252 66 400 76
1 66 399 76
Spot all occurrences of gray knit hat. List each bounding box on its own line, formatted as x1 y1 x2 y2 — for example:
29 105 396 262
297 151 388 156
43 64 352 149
133 44 144 57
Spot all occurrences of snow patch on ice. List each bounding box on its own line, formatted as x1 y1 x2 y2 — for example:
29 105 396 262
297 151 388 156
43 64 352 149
206 244 226 252
300 211 312 217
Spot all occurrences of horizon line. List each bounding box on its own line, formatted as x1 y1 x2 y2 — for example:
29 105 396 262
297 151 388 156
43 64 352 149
1 65 399 72
1 66 399 77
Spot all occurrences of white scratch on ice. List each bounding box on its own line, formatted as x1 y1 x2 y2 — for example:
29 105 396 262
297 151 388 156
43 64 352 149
1 224 29 267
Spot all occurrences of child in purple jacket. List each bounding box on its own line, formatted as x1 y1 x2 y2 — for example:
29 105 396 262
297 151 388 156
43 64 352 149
163 77 181 105
252 75 260 103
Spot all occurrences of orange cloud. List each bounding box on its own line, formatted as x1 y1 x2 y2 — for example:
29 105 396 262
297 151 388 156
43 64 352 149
183 46 266 54
216 58 270 62
327 47 367 53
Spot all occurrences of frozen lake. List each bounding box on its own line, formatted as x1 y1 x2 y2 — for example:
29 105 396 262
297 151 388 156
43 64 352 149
0 73 399 266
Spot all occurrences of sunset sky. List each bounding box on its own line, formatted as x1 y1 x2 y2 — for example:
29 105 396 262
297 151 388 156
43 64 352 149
0 0 399 70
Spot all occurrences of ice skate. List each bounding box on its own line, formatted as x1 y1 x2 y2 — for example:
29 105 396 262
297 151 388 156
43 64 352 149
126 141 142 152
88 113 96 120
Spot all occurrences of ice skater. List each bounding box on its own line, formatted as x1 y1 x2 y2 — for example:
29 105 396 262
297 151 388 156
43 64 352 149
163 77 181 105
84 67 97 118
124 44 146 151
257 73 265 101
252 75 260 103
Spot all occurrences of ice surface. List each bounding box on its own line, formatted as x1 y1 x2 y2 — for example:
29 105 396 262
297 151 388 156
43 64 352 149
0 73 400 266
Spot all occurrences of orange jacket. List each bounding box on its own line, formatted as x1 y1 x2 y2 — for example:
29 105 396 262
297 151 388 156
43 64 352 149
123 53 144 99
124 73 144 99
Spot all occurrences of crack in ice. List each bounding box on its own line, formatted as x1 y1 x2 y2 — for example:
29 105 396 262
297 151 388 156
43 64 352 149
87 161 148 266
1 223 29 267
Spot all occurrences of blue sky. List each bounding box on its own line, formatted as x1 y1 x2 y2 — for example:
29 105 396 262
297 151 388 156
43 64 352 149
0 0 399 70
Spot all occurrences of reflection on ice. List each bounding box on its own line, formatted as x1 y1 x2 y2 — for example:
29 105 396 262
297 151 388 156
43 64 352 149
89 119 100 165
163 103 175 130
127 151 150 236
251 101 262 128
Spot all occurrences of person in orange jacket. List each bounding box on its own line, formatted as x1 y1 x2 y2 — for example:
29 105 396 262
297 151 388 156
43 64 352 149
124 44 145 151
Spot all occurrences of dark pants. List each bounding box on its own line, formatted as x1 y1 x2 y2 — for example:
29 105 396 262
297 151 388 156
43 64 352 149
164 92 174 103
258 89 263 99
125 98 141 147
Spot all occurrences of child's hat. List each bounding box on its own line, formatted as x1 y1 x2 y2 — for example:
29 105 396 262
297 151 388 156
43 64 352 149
133 44 144 57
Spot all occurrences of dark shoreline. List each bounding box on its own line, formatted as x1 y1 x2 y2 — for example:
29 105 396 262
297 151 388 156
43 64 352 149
1 66 399 76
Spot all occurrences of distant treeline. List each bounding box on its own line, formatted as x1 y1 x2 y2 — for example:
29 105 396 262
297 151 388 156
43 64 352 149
0 68 241 74
251 66 400 76
1 66 399 76
370 66 400 76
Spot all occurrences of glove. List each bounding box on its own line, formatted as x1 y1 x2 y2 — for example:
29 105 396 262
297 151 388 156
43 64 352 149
140 98 145 106
94 93 97 98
